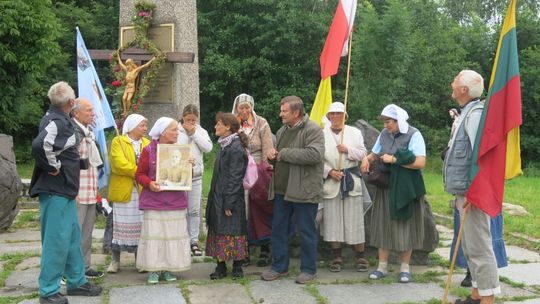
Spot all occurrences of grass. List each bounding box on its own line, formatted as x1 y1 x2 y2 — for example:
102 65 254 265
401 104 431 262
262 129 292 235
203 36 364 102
0 252 40 287
424 158 540 244
16 162 34 179
9 210 40 230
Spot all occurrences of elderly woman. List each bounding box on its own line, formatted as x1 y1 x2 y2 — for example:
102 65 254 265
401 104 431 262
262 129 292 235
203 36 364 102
176 104 213 256
206 113 249 280
107 114 150 273
232 93 274 267
360 104 426 283
320 102 370 272
136 117 192 284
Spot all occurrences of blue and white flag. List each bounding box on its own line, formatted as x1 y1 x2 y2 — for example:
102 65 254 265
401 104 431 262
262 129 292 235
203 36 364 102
76 27 116 190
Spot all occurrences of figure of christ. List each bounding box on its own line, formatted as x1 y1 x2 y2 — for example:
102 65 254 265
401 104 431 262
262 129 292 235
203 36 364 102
117 56 156 117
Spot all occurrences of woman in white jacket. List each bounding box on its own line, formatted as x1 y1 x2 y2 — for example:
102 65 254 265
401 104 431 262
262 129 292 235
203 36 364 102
177 104 213 256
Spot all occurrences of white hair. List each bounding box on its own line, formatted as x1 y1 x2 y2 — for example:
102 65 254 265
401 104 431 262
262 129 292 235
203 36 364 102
48 81 75 107
458 70 484 99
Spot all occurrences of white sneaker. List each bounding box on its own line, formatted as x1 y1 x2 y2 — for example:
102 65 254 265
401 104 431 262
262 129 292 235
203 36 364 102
107 261 119 273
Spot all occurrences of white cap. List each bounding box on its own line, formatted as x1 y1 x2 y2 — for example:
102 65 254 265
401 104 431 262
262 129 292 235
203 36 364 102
326 102 346 114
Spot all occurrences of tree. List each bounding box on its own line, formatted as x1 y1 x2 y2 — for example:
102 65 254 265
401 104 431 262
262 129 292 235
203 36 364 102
198 0 334 131
0 0 62 135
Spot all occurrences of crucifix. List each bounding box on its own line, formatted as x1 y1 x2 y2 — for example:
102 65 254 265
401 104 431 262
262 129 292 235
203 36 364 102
89 47 195 116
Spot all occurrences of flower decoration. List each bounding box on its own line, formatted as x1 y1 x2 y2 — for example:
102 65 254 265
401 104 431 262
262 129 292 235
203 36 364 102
109 0 164 117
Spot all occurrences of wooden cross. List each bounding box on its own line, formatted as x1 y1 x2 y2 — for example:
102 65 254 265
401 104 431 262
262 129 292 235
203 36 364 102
88 47 194 64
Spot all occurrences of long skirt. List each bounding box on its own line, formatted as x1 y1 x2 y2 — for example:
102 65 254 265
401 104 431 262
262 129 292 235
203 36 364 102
112 186 143 253
247 161 273 244
205 231 248 262
136 209 191 272
369 188 424 251
321 194 365 245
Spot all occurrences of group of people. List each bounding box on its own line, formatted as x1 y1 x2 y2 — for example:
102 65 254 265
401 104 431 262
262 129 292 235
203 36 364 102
30 68 504 304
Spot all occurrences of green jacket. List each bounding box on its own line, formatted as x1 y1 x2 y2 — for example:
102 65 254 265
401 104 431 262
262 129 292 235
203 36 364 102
269 114 324 203
389 148 426 221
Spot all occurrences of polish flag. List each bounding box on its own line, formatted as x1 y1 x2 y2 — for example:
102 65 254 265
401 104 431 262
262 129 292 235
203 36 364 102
319 0 357 79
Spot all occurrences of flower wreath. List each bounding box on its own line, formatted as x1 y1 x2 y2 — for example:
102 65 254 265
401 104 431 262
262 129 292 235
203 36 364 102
109 1 166 116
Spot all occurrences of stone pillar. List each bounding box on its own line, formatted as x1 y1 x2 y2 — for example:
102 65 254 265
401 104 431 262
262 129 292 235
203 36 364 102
119 0 199 125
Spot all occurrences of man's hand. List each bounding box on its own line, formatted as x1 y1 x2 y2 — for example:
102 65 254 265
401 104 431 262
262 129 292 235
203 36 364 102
360 158 370 173
49 169 60 176
224 209 232 217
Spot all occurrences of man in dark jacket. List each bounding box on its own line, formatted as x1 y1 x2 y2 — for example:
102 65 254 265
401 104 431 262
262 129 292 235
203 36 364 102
30 82 102 304
261 96 324 284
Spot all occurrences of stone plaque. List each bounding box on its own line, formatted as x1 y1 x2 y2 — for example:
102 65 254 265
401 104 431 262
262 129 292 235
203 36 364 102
120 23 174 103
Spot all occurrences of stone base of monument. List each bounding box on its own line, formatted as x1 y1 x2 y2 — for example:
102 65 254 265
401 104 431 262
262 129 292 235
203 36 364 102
0 134 22 231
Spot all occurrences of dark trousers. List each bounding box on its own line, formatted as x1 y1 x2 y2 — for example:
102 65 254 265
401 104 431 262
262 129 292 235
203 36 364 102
271 194 318 274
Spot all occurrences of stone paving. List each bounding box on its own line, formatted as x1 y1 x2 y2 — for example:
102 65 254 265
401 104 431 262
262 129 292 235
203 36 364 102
1 224 539 304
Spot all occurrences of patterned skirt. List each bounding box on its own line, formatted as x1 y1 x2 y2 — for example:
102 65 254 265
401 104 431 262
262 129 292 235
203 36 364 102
136 209 191 272
112 186 143 253
205 231 248 262
369 188 424 251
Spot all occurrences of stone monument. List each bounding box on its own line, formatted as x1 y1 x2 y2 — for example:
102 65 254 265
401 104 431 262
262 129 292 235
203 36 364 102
0 134 21 231
118 0 199 124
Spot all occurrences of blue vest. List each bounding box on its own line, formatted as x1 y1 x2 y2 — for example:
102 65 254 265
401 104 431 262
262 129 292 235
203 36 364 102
443 100 483 195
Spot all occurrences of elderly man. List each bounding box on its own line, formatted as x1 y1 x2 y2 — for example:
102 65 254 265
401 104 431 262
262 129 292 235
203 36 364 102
30 82 102 304
72 98 104 279
444 70 500 304
261 96 324 284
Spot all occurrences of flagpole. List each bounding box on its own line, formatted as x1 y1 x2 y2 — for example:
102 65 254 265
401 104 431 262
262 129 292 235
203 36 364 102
442 204 470 303
337 32 354 171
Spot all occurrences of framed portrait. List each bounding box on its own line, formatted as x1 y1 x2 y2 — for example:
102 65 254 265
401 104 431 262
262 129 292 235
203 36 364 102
156 144 192 191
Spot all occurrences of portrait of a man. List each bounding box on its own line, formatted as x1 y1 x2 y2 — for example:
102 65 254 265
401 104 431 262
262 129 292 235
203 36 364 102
156 144 192 190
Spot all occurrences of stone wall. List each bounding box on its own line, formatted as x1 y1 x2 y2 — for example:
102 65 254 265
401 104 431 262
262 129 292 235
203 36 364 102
0 134 21 231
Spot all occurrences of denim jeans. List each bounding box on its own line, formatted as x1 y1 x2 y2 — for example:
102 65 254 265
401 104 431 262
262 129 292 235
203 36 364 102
271 194 318 274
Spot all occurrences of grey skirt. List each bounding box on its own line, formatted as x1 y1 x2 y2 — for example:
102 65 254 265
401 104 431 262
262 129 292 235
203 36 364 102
369 188 424 251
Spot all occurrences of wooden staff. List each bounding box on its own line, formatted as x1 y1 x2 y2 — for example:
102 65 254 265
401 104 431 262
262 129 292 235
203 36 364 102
337 32 354 171
442 203 470 304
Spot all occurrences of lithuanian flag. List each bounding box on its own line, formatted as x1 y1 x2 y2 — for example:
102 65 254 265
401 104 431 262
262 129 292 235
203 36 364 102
309 0 357 125
466 0 523 217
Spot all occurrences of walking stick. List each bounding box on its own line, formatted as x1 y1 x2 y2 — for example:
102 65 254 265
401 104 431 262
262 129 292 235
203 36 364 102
441 203 470 304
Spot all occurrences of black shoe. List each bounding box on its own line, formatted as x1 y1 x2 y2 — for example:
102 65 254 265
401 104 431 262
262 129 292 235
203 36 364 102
39 293 68 304
85 269 104 279
461 269 472 287
67 282 103 296
210 265 227 280
232 267 244 279
256 252 271 267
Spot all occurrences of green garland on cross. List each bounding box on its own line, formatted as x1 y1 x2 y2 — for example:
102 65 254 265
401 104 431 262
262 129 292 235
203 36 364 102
109 0 165 117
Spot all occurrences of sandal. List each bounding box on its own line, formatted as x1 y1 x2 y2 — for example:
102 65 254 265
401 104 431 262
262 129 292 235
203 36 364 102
398 271 412 283
329 258 343 272
369 270 386 280
191 244 203 257
356 257 369 272
454 296 481 304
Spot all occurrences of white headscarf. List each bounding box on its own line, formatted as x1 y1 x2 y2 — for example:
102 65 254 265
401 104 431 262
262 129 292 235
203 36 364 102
381 104 410 134
148 117 175 140
122 114 146 135
231 93 257 116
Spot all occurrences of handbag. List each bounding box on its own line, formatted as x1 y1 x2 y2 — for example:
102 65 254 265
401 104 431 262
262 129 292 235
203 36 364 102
243 153 259 189
365 157 390 188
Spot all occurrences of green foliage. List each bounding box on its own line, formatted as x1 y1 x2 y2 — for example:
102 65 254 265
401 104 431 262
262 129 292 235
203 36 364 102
198 0 333 131
0 0 61 134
